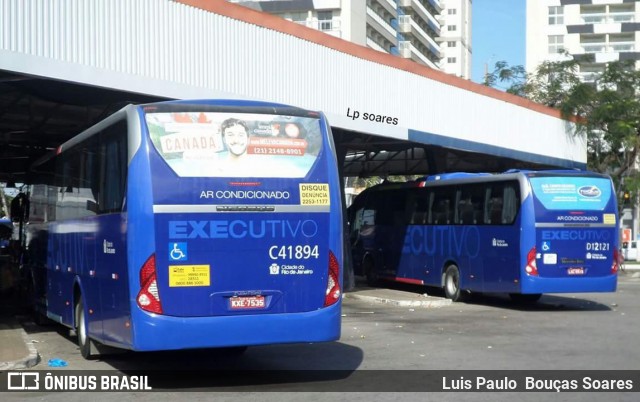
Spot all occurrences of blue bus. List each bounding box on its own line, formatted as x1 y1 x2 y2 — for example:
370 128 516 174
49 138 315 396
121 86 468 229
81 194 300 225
348 170 619 302
24 99 343 358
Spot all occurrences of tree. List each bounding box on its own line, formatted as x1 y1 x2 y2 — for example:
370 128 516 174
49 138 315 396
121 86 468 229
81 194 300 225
482 61 528 96
484 58 640 212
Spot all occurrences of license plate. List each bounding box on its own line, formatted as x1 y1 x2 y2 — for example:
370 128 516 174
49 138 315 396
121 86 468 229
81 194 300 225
230 296 266 309
567 267 585 275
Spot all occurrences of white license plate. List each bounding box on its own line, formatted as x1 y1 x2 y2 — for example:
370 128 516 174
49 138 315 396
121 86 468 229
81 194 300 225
230 296 266 309
567 267 585 275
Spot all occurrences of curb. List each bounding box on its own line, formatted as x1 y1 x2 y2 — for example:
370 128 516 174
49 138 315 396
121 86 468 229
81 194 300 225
344 293 452 308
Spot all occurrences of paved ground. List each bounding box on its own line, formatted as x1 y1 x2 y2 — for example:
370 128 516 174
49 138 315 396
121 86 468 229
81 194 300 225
2 266 639 370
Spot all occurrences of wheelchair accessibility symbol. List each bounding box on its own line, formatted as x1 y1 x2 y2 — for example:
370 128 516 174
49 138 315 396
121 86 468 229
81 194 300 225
542 241 551 252
169 242 188 261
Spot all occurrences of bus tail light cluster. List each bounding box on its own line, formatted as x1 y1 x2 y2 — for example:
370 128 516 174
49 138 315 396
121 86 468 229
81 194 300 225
525 246 539 276
612 248 620 274
324 251 341 307
137 254 163 314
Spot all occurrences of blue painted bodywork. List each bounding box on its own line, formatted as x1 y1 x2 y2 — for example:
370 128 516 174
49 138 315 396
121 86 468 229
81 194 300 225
351 170 617 296
26 99 343 351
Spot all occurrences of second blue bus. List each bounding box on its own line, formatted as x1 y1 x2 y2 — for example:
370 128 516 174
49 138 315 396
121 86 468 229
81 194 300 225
348 170 619 302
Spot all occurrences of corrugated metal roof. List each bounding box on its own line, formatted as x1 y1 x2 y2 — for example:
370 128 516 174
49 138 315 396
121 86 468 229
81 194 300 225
0 0 586 181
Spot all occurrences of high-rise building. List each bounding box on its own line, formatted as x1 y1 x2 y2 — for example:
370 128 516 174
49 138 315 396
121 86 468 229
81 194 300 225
438 0 472 79
527 0 640 241
526 0 640 82
228 0 472 78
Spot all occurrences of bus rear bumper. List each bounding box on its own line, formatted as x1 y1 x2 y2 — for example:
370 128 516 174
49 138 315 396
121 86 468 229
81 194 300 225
129 301 341 351
520 275 617 294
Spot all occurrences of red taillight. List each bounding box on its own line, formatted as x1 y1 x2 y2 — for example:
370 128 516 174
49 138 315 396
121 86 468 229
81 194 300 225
324 251 341 307
136 254 163 314
612 248 620 274
525 246 539 276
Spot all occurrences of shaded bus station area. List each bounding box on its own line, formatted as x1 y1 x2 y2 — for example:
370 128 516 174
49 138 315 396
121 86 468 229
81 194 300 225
0 74 581 297
0 1 586 301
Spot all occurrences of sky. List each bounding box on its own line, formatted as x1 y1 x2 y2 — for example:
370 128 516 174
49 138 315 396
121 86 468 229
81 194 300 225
471 0 526 84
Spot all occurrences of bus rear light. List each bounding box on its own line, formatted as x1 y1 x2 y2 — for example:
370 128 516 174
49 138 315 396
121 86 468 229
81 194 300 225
525 246 539 276
612 248 620 274
137 254 163 314
324 251 341 307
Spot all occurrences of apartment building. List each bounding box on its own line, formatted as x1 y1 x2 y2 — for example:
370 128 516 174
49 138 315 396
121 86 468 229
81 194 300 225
438 0 472 79
526 0 640 81
229 0 472 78
527 0 640 239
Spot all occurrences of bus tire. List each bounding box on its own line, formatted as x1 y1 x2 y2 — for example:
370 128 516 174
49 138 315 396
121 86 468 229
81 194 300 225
509 293 542 303
363 257 379 287
75 298 97 360
444 265 466 302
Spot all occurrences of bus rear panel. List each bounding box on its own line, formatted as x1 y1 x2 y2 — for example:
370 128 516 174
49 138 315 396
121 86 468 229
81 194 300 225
126 102 343 351
521 173 618 294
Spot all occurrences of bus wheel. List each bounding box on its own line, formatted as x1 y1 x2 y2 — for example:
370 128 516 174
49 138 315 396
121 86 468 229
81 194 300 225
363 257 379 287
509 293 542 303
444 265 466 302
75 298 96 360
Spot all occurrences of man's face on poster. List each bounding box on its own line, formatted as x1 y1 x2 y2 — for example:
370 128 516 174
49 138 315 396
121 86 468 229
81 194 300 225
223 124 249 156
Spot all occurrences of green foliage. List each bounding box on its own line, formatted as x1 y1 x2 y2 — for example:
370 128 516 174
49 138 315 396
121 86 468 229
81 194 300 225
482 61 528 95
483 57 640 212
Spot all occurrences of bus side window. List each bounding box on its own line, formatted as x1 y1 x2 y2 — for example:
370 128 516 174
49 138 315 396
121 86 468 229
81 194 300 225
458 196 474 224
471 196 484 224
502 183 519 224
485 184 504 225
389 194 407 226
361 210 375 226
351 208 364 232
350 207 367 245
432 188 454 225
80 141 99 216
369 192 390 225
459 185 484 224
484 181 519 225
410 191 429 225
59 147 81 220
96 120 128 214
432 200 447 224
489 198 502 224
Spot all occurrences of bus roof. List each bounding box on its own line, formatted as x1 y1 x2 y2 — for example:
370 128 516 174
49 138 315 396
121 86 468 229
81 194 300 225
419 170 611 183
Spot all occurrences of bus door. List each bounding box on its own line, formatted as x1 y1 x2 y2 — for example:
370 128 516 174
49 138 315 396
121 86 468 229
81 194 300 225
480 182 520 293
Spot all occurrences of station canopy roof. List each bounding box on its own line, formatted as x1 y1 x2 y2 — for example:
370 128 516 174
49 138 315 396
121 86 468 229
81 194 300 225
0 70 558 185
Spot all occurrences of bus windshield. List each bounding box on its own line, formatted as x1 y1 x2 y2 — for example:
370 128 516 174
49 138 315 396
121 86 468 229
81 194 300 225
146 111 322 178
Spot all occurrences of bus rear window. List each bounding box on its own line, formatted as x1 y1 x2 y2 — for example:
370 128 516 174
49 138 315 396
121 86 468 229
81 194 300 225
145 112 323 178
529 177 612 211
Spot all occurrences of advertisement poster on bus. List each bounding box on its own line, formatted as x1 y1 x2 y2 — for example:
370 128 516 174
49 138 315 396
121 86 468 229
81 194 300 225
529 177 612 211
145 112 322 178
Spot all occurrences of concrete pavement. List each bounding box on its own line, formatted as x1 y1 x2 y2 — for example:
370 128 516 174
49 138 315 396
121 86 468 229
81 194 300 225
344 282 451 308
2 265 639 369
0 292 39 370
